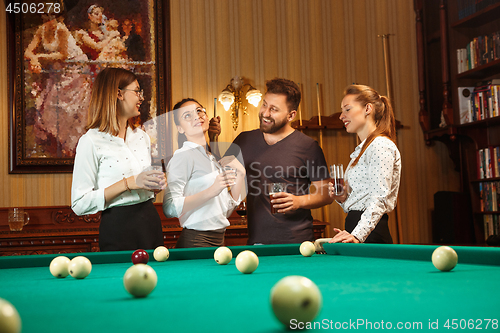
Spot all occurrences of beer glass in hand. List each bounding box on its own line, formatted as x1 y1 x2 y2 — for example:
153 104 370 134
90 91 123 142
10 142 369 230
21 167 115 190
268 182 286 214
330 164 344 196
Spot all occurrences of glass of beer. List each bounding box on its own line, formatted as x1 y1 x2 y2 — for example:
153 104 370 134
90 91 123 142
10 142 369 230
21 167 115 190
268 182 286 214
330 164 344 196
223 166 237 191
146 164 165 194
8 208 30 232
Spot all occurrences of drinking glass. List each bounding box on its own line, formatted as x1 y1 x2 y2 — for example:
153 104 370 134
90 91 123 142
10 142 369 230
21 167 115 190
330 164 345 196
8 208 30 231
236 201 247 221
267 182 286 214
223 166 236 191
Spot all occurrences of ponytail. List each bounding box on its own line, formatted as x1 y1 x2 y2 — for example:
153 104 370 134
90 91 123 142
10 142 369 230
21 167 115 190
346 85 397 167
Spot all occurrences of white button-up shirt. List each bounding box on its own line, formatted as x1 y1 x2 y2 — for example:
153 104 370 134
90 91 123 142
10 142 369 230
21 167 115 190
338 136 401 242
163 141 240 231
71 127 154 216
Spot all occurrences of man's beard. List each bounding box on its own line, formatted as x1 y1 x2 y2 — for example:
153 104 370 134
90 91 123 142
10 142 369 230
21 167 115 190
259 114 287 134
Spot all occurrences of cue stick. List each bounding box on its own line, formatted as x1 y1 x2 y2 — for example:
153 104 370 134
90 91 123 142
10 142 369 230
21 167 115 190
211 98 220 158
298 83 303 130
161 159 166 174
316 83 328 229
378 34 402 244
316 83 323 148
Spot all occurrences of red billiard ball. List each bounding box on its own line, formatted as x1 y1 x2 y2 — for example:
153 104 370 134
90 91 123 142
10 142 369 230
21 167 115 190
131 249 149 265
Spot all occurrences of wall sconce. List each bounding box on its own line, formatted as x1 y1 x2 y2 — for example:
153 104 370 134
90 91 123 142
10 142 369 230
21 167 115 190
218 76 262 130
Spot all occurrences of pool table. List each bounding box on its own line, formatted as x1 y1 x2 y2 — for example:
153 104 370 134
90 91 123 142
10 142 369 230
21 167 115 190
0 243 499 332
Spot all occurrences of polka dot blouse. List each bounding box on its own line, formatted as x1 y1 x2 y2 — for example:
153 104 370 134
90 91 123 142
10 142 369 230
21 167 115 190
338 136 401 242
71 127 154 216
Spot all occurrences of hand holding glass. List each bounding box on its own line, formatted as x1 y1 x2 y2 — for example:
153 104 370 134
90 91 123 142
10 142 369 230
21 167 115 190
223 166 237 191
145 166 166 194
268 183 286 214
330 164 344 196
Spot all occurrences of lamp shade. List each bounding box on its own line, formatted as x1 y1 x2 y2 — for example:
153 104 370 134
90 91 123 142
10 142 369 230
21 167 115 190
218 89 235 111
246 89 262 107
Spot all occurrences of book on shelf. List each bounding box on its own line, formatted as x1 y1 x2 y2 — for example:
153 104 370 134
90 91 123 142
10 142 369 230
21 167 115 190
458 87 474 124
483 214 499 242
460 82 500 123
477 147 500 179
456 31 500 73
457 0 500 20
478 180 500 212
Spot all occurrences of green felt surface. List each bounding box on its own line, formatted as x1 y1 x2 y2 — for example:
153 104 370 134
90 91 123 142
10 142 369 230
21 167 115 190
0 244 499 332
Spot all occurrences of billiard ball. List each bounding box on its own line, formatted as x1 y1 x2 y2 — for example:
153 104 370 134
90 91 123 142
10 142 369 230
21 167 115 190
68 256 92 279
0 298 21 333
270 276 322 328
235 250 259 274
49 256 70 278
123 264 158 298
153 246 169 262
132 249 149 265
432 246 458 271
214 246 232 265
299 241 315 257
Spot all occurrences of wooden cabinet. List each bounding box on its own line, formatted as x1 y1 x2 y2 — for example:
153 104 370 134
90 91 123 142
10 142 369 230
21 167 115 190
0 205 328 255
415 0 500 244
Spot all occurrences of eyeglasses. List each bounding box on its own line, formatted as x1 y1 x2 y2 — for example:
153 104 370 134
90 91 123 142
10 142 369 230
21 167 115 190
121 88 144 99
181 108 207 122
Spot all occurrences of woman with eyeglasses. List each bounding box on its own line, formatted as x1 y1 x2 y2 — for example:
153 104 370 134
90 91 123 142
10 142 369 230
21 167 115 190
163 98 246 248
71 67 166 251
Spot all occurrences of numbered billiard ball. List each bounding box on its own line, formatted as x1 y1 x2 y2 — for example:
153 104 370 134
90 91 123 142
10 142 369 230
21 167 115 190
68 256 92 279
132 249 149 265
214 246 232 265
0 298 21 333
432 246 458 271
235 250 259 274
299 241 315 257
123 264 158 298
153 246 169 262
49 256 70 278
270 276 322 329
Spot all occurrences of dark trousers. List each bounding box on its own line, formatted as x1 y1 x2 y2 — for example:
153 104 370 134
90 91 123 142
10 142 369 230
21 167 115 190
345 210 393 244
175 228 225 248
99 199 164 251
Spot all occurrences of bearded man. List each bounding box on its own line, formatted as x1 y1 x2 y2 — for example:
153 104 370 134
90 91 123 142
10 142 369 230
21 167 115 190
226 78 333 244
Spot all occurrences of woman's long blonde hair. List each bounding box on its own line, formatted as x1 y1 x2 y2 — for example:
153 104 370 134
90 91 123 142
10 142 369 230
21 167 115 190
86 67 138 135
345 85 396 167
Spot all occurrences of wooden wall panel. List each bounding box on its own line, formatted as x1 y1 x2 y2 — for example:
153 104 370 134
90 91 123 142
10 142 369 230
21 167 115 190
0 0 460 244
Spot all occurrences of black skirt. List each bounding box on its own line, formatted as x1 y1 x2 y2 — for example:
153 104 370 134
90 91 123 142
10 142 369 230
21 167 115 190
345 210 393 244
99 199 164 251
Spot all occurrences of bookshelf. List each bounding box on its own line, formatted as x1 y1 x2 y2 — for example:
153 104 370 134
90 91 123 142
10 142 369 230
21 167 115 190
415 0 500 244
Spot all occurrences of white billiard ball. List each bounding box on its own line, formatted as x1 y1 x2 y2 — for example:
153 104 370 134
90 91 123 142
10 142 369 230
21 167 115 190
235 250 259 274
214 246 232 265
0 298 21 333
123 264 158 298
49 256 70 278
153 246 170 262
270 276 322 328
299 241 315 257
68 256 92 279
432 246 458 271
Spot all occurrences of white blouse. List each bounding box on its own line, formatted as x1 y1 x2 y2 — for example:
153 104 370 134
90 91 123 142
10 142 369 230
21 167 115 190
163 141 240 231
338 136 401 242
71 127 154 216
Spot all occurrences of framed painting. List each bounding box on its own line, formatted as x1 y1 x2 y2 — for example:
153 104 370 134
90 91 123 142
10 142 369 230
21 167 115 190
7 0 171 173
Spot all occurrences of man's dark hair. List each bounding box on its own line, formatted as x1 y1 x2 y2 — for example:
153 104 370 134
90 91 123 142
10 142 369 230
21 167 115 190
265 78 301 112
